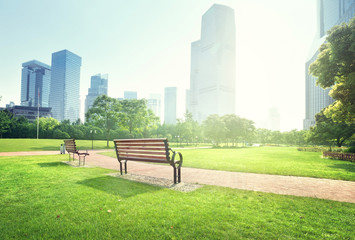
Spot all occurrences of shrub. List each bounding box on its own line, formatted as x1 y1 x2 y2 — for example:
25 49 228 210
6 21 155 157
297 147 347 152
52 129 70 139
345 146 355 153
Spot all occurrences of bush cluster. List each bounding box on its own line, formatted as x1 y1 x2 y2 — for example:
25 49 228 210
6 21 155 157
297 147 348 153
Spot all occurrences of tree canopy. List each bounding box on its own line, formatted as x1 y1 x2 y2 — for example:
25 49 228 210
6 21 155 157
306 111 355 147
309 17 355 123
86 95 122 147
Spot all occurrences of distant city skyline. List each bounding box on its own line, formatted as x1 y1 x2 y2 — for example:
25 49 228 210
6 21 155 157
0 0 324 131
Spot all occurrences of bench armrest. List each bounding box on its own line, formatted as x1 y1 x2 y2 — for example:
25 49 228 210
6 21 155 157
170 150 183 168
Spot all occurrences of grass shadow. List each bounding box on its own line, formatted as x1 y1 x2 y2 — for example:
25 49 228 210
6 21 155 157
38 162 68 167
77 176 161 198
328 162 355 173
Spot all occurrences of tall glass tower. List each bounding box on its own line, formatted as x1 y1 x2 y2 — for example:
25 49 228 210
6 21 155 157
21 60 51 107
85 73 108 114
124 91 137 99
49 49 82 122
304 0 355 129
147 93 161 121
164 87 177 124
187 4 236 122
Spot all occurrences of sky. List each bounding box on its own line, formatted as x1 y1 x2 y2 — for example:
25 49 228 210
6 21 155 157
0 0 317 131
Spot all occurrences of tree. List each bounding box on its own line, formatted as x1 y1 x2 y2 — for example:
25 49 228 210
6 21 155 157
120 99 159 138
52 129 70 139
309 17 355 123
0 110 12 138
86 95 123 147
239 117 255 145
37 117 60 138
7 116 32 138
255 128 272 144
306 111 355 147
202 115 227 146
176 111 200 145
222 114 242 146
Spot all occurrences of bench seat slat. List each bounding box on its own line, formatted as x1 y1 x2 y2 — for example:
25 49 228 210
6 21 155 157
117 147 167 151
120 157 170 163
117 150 167 155
117 143 166 147
119 153 167 160
115 138 167 143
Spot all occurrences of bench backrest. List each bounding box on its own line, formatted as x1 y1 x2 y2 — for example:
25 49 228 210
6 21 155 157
64 139 78 153
113 138 171 164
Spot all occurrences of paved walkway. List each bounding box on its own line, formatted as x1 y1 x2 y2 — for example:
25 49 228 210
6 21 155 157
1 150 355 203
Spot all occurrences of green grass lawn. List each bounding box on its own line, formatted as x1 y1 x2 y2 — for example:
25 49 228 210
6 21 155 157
0 138 212 152
101 147 355 181
0 138 114 152
0 154 354 239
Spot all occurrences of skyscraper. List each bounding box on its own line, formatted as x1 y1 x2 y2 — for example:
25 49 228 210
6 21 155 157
49 49 82 122
147 93 161 121
124 91 137 99
164 87 177 125
267 108 280 131
21 60 51 107
85 73 108 114
304 0 355 129
187 4 236 122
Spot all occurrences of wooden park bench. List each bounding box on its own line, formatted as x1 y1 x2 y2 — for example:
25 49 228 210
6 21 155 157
64 139 89 166
113 138 183 183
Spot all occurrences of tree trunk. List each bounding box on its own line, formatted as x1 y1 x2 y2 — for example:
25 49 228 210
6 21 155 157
106 129 110 148
336 137 342 147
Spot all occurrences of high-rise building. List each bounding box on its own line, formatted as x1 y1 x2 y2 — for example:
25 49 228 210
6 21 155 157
49 49 82 122
187 4 236 122
85 74 108 114
124 91 137 99
21 60 51 107
267 108 280 131
147 93 161 120
164 87 177 124
6 105 52 122
304 0 355 129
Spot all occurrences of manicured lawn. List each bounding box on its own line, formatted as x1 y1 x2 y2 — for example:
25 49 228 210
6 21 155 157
101 147 355 181
0 154 354 239
0 139 114 152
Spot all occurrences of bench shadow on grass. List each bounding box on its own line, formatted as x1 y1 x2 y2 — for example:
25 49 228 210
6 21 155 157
38 162 68 167
77 176 161 199
29 146 61 151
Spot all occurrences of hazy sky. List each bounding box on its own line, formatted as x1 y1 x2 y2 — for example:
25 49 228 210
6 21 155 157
0 0 317 131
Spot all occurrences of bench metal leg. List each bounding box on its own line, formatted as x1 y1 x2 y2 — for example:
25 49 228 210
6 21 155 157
173 166 177 184
173 166 181 184
178 167 181 183
125 161 127 174
119 162 122 175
